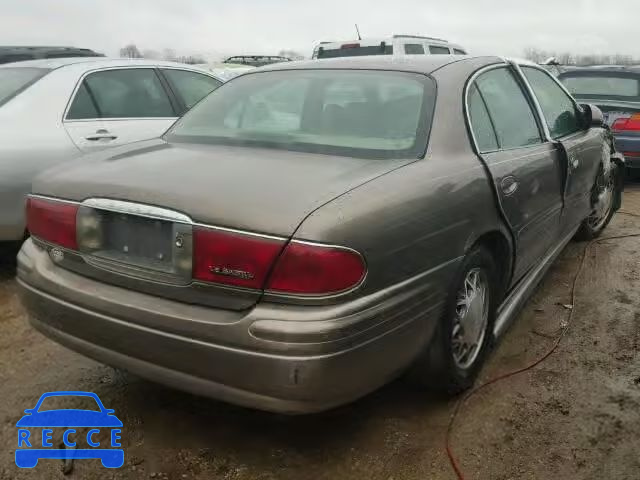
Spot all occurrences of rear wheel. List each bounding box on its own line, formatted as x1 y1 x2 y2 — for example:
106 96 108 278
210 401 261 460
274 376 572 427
410 246 498 394
576 161 618 241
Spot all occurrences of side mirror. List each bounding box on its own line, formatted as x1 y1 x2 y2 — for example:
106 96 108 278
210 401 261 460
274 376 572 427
580 103 604 129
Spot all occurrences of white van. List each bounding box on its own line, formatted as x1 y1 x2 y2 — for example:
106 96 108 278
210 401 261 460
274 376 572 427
312 35 467 59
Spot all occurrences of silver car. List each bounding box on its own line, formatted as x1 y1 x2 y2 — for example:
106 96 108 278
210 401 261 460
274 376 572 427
17 56 624 413
0 58 223 242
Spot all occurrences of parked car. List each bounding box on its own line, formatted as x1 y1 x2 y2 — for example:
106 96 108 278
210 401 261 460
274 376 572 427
0 46 103 65
17 55 623 414
558 67 640 176
223 55 291 67
312 34 467 59
193 62 255 81
0 58 223 243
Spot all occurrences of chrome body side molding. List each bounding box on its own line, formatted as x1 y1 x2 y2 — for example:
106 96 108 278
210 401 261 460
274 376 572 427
493 226 579 338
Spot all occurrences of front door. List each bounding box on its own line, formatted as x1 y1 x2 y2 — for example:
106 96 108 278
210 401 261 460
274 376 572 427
520 66 605 234
468 66 565 282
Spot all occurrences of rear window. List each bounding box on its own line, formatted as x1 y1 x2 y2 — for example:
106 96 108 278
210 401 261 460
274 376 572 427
317 44 393 59
0 67 49 106
560 74 640 100
167 70 435 160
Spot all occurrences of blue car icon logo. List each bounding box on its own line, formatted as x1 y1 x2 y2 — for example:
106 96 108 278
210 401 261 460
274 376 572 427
16 391 123 468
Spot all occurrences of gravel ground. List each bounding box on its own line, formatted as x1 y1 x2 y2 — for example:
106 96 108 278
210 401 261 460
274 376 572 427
1 186 640 480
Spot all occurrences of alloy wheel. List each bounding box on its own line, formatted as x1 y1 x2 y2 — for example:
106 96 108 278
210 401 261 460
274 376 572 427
587 168 615 232
451 268 490 370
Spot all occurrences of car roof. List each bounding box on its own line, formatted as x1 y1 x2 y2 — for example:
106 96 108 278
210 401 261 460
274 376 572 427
0 57 215 72
255 55 504 75
316 35 461 47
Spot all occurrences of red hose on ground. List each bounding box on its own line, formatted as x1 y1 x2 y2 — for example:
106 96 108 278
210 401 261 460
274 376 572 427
445 228 640 480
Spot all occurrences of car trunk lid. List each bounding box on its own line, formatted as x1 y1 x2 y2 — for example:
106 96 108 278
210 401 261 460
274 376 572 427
32 140 413 310
574 98 640 129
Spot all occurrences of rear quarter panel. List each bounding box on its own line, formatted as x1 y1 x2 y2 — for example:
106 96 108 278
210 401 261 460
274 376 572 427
294 57 510 302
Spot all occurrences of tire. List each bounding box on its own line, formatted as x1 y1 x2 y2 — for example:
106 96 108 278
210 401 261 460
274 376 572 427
0 241 21 271
575 160 619 241
409 246 499 394
627 168 640 182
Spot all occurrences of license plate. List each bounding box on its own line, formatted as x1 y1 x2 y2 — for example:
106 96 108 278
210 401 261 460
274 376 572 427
77 204 193 282
100 212 174 268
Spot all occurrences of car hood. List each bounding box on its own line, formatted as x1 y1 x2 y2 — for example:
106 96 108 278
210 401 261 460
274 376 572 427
33 139 414 236
16 410 123 428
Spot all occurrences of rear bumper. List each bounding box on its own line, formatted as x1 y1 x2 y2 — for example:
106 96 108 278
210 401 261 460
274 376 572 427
615 135 640 169
17 240 451 413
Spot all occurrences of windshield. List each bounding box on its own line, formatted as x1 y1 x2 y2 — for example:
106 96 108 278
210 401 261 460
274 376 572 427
167 69 434 159
0 67 49 106
560 74 640 101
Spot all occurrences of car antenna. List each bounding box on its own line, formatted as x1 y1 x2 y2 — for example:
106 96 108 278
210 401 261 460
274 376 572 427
355 24 362 40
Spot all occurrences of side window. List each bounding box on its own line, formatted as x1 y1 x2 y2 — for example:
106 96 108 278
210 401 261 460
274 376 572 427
453 49 467 55
75 69 175 119
162 69 222 111
521 66 581 139
467 84 498 152
404 44 425 55
429 45 451 54
475 68 542 149
66 83 99 119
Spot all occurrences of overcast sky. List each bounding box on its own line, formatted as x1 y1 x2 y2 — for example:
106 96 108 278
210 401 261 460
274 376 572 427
4 0 640 60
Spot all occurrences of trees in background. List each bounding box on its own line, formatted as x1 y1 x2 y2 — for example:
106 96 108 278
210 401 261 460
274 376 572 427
524 47 637 66
119 44 143 58
120 45 304 64
278 49 305 60
119 45 203 63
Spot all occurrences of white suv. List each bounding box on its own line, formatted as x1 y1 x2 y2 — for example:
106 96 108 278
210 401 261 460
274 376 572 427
312 35 467 59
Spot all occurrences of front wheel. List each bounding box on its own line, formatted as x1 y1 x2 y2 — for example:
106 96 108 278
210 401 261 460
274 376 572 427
575 161 619 241
409 246 498 394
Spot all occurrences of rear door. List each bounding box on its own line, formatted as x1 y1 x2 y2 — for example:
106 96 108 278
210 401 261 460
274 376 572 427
63 68 179 152
520 66 604 234
467 66 564 281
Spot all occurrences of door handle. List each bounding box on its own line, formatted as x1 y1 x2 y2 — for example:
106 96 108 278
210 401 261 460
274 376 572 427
500 176 519 196
85 129 117 141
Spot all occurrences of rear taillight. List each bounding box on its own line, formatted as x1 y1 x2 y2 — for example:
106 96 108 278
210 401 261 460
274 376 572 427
192 226 285 289
192 227 366 295
267 242 366 295
26 197 78 250
612 114 640 132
